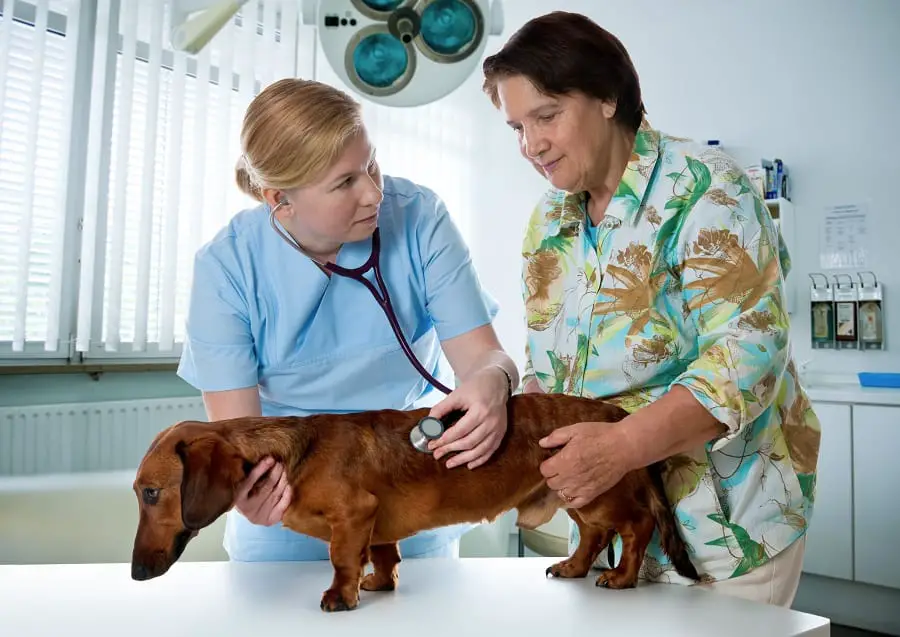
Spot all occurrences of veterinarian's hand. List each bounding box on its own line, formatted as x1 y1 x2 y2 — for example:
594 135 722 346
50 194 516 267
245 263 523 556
427 366 509 470
538 421 638 509
234 456 292 526
522 376 545 394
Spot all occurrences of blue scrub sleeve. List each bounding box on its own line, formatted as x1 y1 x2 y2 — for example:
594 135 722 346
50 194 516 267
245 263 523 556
177 248 259 392
417 194 499 341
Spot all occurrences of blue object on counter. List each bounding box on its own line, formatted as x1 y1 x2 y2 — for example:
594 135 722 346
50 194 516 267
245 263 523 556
858 372 900 388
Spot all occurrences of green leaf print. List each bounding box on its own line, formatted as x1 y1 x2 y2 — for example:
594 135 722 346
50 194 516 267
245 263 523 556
707 513 727 526
569 333 590 393
686 156 712 194
614 180 641 215
797 473 816 500
539 232 575 254
731 556 760 578
663 157 712 213
585 262 598 288
654 163 712 270
633 131 655 156
705 513 769 578
546 351 568 393
706 536 731 548
741 389 759 405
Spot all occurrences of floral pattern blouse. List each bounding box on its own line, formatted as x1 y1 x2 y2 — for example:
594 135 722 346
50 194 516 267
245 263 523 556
521 120 821 583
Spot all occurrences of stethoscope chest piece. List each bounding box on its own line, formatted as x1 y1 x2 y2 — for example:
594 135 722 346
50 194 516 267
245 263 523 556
410 416 445 454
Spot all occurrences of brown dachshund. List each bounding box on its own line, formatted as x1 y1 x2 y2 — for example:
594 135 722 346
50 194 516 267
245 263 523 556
131 392 699 611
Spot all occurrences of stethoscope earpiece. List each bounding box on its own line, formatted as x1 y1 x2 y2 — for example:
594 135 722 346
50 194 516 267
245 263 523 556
410 416 446 454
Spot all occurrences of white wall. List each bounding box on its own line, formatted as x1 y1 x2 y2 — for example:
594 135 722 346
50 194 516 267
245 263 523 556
309 0 900 380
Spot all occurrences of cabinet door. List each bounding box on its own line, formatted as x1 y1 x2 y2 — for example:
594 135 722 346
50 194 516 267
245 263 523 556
853 405 900 589
803 402 853 580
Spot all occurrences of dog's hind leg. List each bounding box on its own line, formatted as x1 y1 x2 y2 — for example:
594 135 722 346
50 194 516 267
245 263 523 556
593 515 654 589
321 494 378 612
546 510 613 579
361 543 400 592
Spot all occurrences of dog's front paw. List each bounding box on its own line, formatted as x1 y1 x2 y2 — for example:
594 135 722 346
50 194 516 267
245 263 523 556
545 558 591 579
361 572 396 592
595 569 637 589
320 588 358 612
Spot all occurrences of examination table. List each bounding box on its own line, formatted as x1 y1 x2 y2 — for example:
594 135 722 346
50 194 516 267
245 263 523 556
0 556 830 635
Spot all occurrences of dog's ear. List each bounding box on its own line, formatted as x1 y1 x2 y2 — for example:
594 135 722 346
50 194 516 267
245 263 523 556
176 435 242 530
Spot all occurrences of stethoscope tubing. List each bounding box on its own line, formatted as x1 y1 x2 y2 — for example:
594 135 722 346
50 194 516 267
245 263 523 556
269 207 453 396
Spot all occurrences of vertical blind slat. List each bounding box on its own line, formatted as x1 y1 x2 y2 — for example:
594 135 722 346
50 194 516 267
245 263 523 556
12 0 50 351
189 46 210 271
279 0 297 80
104 0 139 351
261 0 277 88
46 0 83 352
0 0 15 141
211 17 234 271
240 0 256 102
132 0 165 351
159 47 187 351
75 0 114 352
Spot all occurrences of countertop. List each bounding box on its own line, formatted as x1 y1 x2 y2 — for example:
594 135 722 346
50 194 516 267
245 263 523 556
0 557 830 636
803 381 900 406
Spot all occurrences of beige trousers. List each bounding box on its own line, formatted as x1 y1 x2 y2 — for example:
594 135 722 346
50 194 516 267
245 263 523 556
697 536 807 607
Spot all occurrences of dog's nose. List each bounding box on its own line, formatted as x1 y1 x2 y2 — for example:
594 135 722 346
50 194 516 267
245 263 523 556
132 562 150 581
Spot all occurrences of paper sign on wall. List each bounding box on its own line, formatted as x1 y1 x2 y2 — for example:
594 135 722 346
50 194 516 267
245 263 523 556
820 203 869 270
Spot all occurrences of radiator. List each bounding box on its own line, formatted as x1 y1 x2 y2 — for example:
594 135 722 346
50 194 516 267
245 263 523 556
0 397 207 476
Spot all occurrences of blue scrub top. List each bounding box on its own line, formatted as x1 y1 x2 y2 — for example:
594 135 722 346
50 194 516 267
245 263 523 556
177 175 499 561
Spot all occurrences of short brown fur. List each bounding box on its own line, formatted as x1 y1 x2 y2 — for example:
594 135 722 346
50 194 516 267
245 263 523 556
131 393 699 610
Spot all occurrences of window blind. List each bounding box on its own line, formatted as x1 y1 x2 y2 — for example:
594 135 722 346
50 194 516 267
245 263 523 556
1 0 476 364
74 0 297 357
0 0 81 354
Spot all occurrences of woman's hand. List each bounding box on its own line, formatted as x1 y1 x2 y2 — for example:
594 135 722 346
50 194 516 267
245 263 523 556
427 366 510 470
538 420 638 509
233 456 292 526
523 376 545 394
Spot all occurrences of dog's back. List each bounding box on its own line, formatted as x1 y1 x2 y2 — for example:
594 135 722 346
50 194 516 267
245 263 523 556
302 393 631 544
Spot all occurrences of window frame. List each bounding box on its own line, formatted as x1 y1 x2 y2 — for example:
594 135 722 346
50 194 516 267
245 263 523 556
0 0 293 370
0 0 94 365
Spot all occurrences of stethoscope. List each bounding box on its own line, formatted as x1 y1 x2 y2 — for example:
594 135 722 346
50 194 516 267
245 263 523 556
269 200 452 454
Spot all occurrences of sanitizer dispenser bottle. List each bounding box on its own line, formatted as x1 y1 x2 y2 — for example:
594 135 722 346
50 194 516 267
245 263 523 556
833 274 859 350
809 273 835 349
857 271 884 350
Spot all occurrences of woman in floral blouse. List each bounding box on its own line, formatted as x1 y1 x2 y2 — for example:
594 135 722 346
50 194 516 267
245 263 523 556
480 11 821 607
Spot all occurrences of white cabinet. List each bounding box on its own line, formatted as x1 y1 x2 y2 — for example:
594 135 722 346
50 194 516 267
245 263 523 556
803 402 854 580
852 405 900 589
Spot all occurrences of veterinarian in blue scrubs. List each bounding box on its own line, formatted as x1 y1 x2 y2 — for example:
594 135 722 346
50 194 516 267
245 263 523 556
176 78 519 562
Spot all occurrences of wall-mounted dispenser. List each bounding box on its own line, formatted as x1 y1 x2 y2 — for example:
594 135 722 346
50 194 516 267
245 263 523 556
809 273 835 349
832 274 859 350
857 271 884 350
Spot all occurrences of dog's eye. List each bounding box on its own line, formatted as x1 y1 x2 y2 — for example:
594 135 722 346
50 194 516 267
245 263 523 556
142 487 160 505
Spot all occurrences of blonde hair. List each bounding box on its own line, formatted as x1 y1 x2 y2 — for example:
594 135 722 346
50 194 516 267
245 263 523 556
235 78 364 202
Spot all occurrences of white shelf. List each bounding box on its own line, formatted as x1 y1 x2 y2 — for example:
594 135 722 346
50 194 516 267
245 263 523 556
764 197 795 315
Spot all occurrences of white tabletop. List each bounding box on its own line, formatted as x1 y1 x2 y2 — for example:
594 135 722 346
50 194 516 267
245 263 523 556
0 557 829 636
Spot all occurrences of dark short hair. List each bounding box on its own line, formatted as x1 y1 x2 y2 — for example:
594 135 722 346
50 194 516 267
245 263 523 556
482 11 645 134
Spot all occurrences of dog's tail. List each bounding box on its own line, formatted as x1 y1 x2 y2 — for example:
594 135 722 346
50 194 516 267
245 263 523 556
646 461 701 582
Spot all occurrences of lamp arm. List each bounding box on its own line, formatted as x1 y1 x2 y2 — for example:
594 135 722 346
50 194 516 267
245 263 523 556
169 0 250 54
